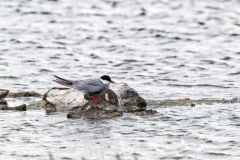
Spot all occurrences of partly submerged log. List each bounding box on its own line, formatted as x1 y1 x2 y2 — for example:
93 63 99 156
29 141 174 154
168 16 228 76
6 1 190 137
43 83 155 119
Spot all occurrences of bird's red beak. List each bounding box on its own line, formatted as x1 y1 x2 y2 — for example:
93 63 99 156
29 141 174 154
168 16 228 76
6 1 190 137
110 80 115 83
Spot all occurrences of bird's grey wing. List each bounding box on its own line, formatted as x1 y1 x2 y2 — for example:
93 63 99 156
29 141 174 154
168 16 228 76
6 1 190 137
53 75 73 87
72 79 103 93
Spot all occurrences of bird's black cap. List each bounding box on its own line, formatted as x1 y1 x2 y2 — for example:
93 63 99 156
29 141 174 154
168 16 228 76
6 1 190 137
100 75 114 82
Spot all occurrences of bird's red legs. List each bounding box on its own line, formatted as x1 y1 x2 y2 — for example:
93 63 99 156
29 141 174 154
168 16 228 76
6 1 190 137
92 96 101 105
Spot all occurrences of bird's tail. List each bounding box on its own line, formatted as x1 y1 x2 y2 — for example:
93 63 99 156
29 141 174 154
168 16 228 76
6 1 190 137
53 75 73 86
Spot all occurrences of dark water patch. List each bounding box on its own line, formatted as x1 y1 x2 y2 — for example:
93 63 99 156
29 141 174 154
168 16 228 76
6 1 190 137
22 60 37 63
174 64 185 68
9 38 21 44
158 78 178 82
123 59 139 63
73 58 79 61
198 21 206 25
201 60 216 64
130 27 145 32
0 76 19 79
165 55 178 59
49 55 61 59
89 53 101 59
229 72 240 75
154 34 165 38
54 41 68 45
36 45 45 49
197 67 207 70
20 11 53 15
221 56 232 60
229 33 240 37
157 72 170 75
205 6 222 11
39 69 53 73
144 63 154 66
205 152 232 156
160 48 178 52
113 63 125 67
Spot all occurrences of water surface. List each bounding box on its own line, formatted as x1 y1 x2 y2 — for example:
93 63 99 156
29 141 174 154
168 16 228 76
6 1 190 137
0 0 239 99
0 0 240 159
0 104 239 160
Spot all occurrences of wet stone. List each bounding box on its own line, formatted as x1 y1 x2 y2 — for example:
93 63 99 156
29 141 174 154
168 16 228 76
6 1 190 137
27 101 44 110
7 91 41 98
146 97 240 106
0 104 27 111
0 100 8 110
0 99 7 105
43 83 155 119
134 109 157 116
67 103 122 119
0 89 9 99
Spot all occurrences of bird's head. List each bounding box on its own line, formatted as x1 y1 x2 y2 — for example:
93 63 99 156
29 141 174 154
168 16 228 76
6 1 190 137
100 75 115 84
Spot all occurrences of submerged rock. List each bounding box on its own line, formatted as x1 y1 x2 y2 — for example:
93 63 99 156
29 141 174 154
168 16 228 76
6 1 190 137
134 109 157 116
0 89 9 99
146 97 240 106
0 99 8 109
27 100 44 110
0 104 27 111
43 83 155 119
67 100 122 119
7 91 41 98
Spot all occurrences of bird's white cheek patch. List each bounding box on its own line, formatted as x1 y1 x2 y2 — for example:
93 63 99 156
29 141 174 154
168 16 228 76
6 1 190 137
101 79 110 84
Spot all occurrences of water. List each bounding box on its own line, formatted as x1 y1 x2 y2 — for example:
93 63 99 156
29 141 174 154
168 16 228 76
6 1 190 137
0 104 239 160
0 0 240 159
0 0 240 99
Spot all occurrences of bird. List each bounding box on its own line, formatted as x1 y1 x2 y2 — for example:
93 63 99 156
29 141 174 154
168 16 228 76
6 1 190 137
53 75 115 105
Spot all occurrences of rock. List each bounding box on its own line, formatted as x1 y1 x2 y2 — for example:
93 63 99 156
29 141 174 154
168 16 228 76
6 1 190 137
146 98 193 106
0 99 7 105
43 87 87 112
43 83 154 119
110 83 147 112
0 99 8 109
0 89 9 99
134 109 157 116
146 97 240 106
7 91 41 98
0 104 27 111
67 103 122 119
27 101 44 110
66 90 123 119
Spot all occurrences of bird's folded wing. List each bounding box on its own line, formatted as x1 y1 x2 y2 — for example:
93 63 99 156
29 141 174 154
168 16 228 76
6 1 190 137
72 80 102 93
